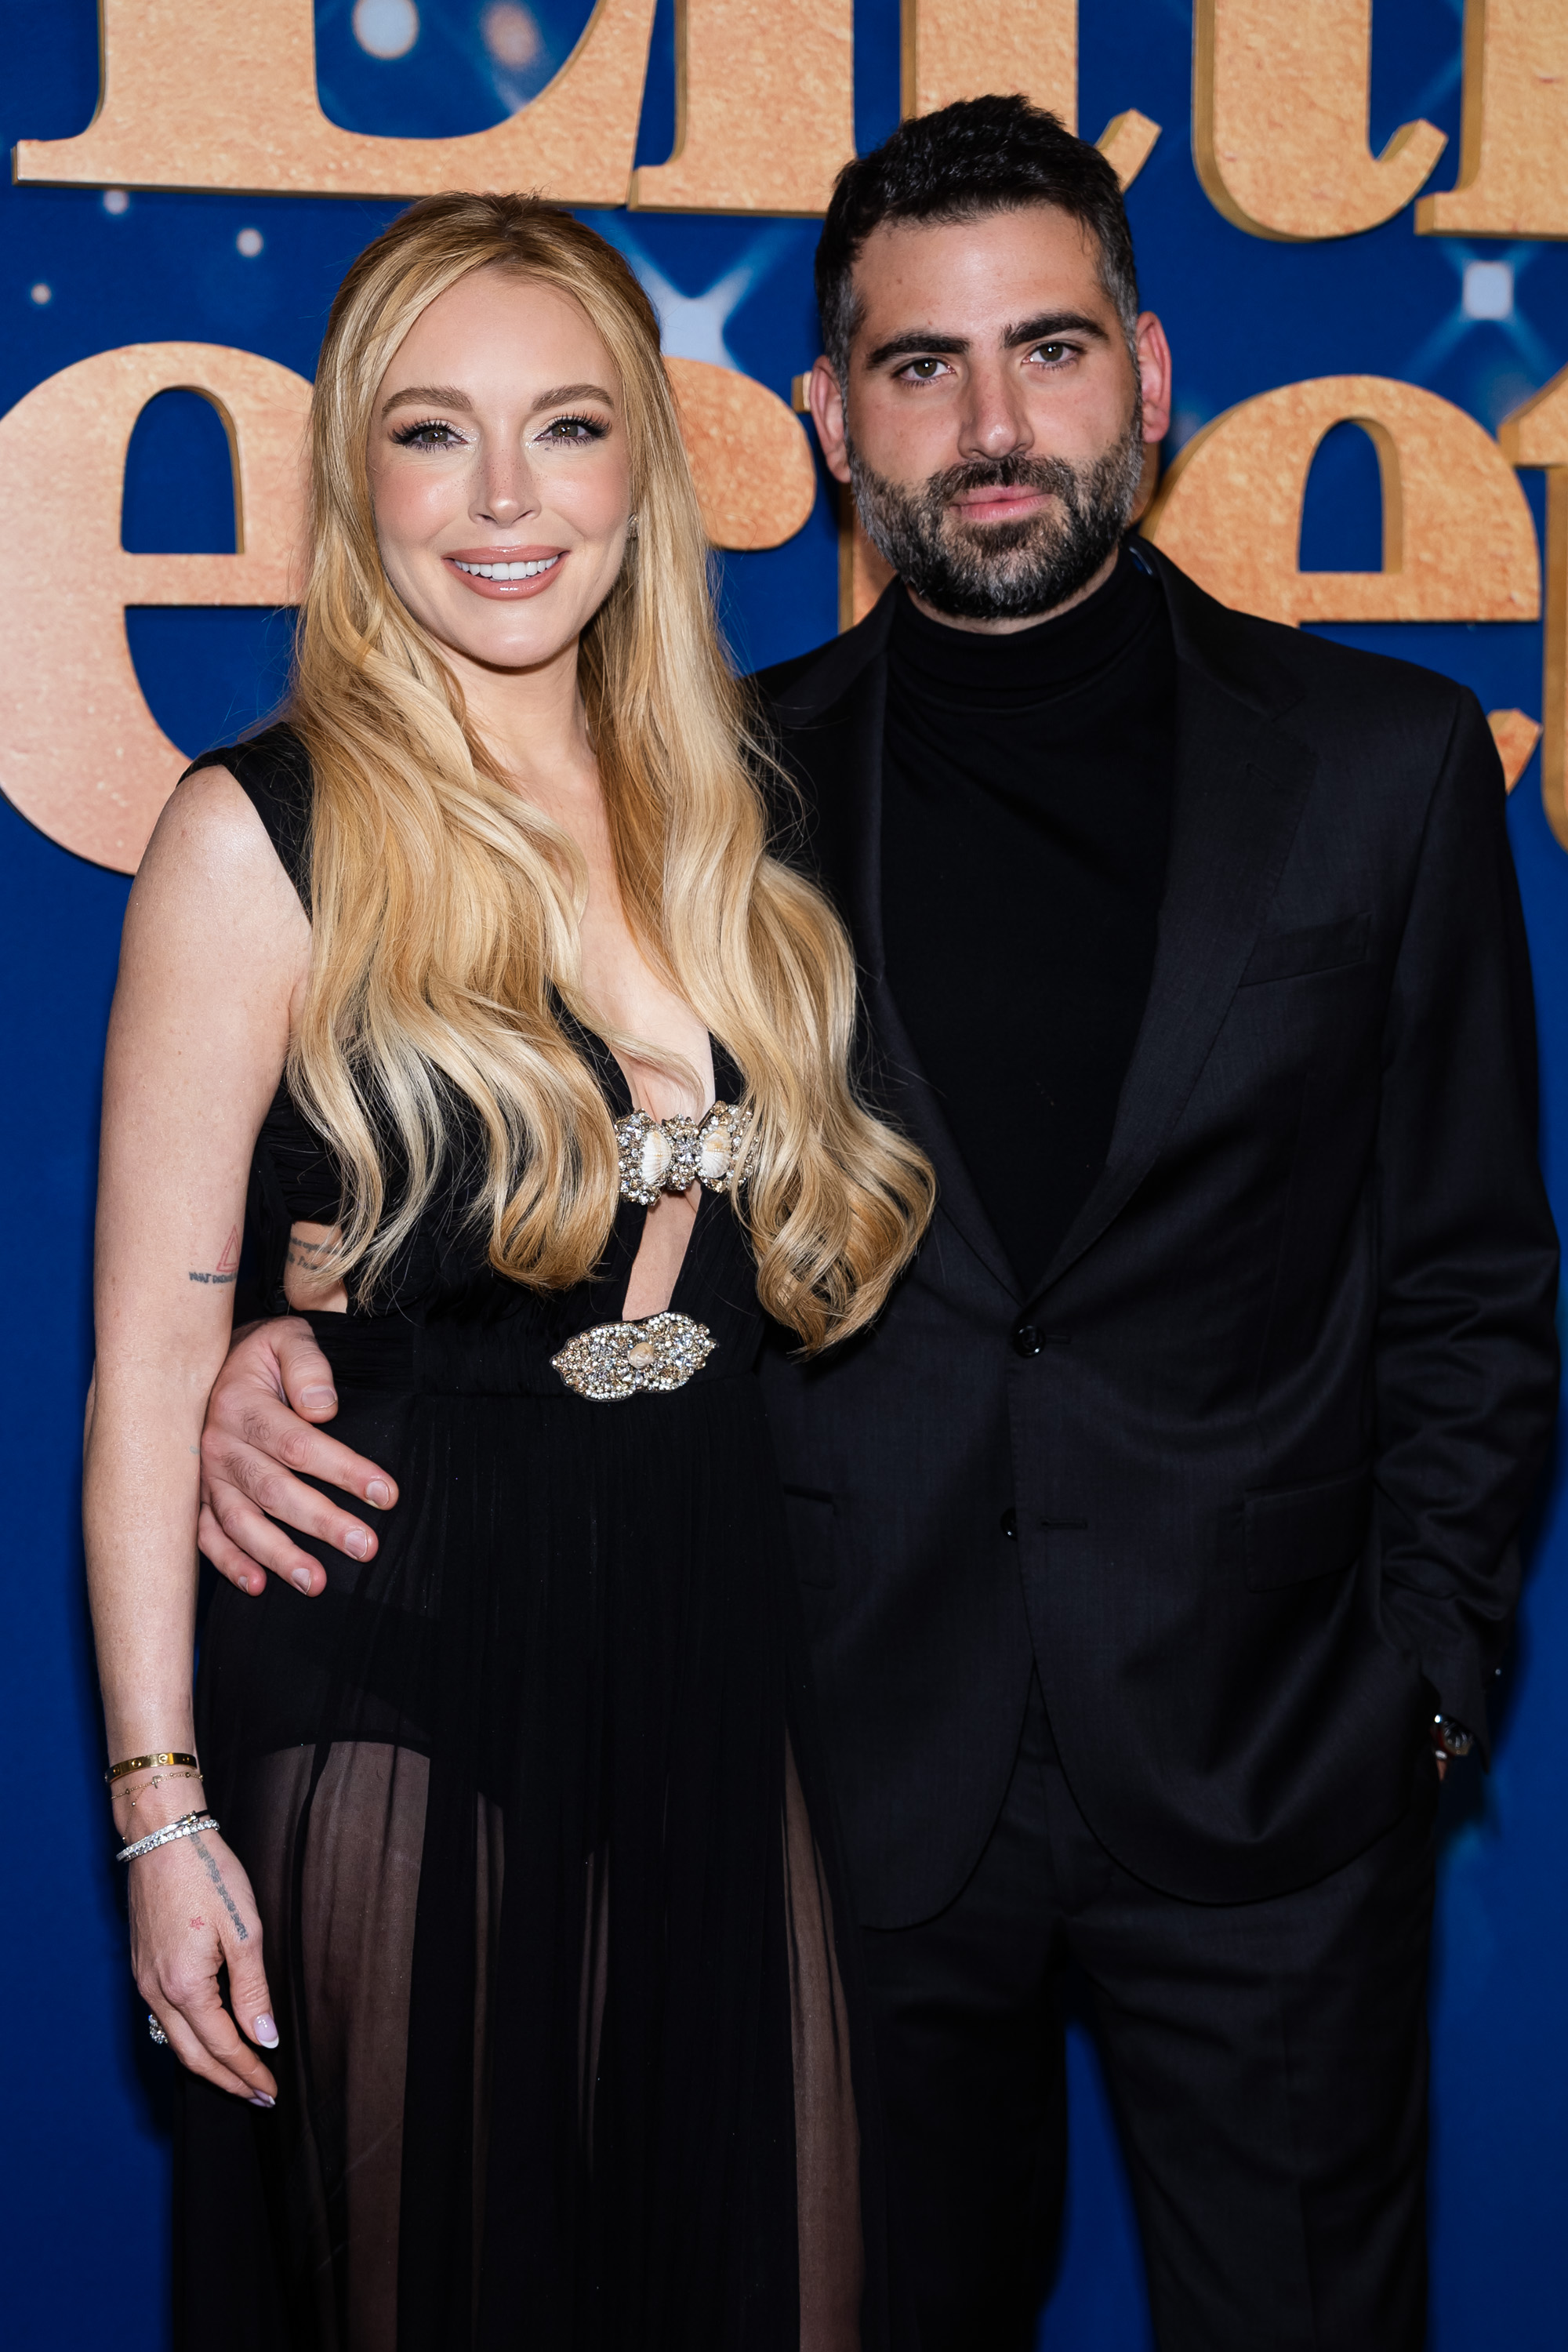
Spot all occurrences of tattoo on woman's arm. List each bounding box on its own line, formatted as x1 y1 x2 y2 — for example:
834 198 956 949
191 1836 249 1942
189 1225 241 1287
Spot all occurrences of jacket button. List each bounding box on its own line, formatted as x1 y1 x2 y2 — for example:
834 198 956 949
1012 1323 1043 1357
1000 1507 1018 1538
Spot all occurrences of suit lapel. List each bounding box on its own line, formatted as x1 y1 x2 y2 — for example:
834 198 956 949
1025 620 1317 1305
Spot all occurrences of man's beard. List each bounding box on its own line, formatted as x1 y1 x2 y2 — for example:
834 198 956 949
846 402 1146 624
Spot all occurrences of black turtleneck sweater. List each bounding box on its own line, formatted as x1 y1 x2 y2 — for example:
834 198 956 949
880 545 1177 1290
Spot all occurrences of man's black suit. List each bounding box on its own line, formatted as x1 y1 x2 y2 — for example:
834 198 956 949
749 547 1559 2348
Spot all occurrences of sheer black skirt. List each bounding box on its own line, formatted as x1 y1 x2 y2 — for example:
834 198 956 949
179 1357 891 2352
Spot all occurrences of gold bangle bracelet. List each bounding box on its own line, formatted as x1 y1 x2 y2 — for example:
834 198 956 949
104 1751 200 1784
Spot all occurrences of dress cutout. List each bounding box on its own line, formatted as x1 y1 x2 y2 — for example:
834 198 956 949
175 728 895 2352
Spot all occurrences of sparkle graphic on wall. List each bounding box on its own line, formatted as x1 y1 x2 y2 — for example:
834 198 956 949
595 223 801 376
354 0 420 60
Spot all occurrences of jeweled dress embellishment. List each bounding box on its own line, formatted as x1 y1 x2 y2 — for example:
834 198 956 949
552 1311 717 1401
615 1102 752 1207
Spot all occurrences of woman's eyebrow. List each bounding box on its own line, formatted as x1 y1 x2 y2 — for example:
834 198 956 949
529 382 615 412
379 381 471 418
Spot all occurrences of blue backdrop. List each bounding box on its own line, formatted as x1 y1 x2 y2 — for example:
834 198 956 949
2 3 1564 2344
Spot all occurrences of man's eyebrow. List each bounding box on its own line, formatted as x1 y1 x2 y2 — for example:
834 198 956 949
864 331 971 369
1005 310 1109 347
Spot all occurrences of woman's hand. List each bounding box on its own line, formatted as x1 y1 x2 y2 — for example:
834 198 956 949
129 1828 279 2103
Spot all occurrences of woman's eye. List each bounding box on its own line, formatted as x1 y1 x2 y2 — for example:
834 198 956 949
539 414 608 443
392 419 462 449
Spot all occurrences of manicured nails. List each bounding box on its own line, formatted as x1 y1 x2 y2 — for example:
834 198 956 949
366 1480 392 1508
292 1567 314 1594
344 1526 371 1560
254 2014 279 2049
300 1384 337 1411
248 2092 276 2109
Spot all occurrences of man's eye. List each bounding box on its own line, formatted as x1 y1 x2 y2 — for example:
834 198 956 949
1032 343 1074 365
898 358 952 382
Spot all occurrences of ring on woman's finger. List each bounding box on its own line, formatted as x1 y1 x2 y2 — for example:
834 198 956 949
147 2011 169 2047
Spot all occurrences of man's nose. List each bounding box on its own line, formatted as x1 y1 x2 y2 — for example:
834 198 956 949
955 360 1034 463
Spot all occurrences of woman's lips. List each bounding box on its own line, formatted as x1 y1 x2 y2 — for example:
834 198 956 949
443 548 566 598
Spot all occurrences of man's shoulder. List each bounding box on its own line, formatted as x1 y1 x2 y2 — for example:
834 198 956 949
1150 545 1475 750
746 589 896 729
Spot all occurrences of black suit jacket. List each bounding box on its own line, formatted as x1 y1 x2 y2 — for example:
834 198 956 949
752 546 1559 1922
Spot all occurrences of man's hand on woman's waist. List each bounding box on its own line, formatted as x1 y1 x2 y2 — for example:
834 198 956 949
199 1317 399 1598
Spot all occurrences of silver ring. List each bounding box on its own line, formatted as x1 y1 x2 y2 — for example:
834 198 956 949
147 2011 169 2047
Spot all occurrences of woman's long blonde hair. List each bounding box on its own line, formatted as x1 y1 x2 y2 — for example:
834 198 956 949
286 191 932 1349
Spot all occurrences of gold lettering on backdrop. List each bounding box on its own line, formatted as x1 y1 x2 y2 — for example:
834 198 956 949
666 359 818 546
1193 0 1446 240
13 0 656 206
0 347 815 873
1142 376 1537 626
1417 0 1568 239
899 0 1160 189
0 344 310 875
631 0 854 214
1500 372 1568 843
1487 710 1542 794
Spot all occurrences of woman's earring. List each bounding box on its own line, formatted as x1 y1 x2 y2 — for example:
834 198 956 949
626 513 639 539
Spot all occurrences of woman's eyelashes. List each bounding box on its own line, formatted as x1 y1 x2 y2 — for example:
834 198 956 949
390 417 468 449
390 412 611 452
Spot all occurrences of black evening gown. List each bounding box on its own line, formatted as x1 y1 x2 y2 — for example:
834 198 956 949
176 728 893 2352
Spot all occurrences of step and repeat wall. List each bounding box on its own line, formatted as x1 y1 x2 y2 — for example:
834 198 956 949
3 3 1565 2343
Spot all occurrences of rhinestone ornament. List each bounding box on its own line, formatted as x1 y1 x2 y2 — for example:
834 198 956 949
615 1102 751 1207
552 1311 717 1400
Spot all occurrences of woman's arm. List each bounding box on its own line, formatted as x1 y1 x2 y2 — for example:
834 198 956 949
85 764 310 2102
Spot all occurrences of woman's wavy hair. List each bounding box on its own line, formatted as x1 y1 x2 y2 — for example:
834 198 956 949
287 191 933 1349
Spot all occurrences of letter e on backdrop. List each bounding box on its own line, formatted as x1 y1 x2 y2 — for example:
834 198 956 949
0 346 310 874
1143 376 1538 626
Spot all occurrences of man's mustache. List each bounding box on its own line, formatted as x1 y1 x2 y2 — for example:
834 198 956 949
922 455 1084 512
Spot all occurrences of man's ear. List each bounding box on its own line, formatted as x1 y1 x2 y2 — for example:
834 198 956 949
808 356 852 485
1134 313 1174 446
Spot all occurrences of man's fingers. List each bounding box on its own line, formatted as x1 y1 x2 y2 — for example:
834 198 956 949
198 1498 326 1596
205 1393 396 1514
274 1319 343 1422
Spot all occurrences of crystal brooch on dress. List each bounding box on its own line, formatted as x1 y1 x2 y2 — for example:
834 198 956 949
551 1311 717 1401
615 1102 753 1207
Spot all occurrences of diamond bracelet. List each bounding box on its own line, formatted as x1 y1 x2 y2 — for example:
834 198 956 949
116 1811 220 1865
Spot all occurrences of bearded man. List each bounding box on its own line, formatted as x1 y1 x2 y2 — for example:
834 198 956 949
194 100 1558 2352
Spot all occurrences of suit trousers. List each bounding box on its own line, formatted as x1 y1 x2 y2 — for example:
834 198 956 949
858 1682 1438 2352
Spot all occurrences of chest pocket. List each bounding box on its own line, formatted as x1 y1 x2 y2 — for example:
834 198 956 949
1239 912 1370 987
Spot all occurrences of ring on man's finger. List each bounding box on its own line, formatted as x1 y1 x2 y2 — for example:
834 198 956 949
147 2011 169 2047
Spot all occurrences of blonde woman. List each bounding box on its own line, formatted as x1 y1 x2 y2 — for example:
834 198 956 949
85 195 932 2350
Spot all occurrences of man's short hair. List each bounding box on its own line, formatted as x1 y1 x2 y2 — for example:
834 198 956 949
815 95 1140 385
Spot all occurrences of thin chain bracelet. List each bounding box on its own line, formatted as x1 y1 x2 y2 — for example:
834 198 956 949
113 1768 204 1830
116 1812 220 1865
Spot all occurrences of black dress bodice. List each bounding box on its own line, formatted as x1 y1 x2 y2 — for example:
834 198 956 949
178 727 894 2352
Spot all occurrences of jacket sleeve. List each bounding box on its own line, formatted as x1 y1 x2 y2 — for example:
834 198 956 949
1372 688 1559 1754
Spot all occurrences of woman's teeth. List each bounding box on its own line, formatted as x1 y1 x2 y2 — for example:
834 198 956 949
452 556 561 579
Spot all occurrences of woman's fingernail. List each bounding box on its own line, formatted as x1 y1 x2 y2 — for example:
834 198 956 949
366 1480 392 1508
301 1384 337 1410
254 2014 279 2048
345 1527 371 1560
248 2092 276 2109
292 1567 314 1593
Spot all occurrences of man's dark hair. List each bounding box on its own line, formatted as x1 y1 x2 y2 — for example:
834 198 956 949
815 96 1140 383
